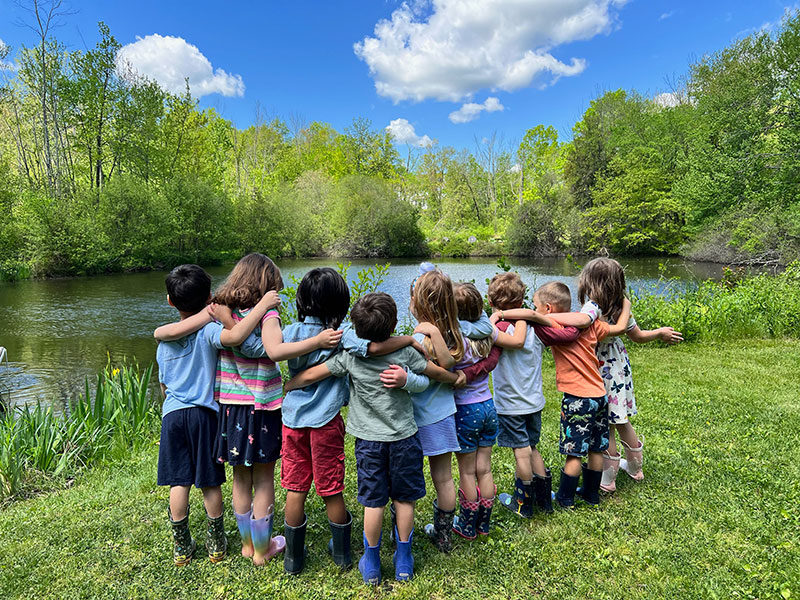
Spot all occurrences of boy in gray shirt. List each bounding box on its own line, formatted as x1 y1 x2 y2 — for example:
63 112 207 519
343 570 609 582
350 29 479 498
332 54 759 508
284 292 458 585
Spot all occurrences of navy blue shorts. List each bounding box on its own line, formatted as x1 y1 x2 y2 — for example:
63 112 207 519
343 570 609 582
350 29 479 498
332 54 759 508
497 411 542 449
455 399 499 454
157 406 226 489
354 434 426 508
559 394 609 457
214 404 282 467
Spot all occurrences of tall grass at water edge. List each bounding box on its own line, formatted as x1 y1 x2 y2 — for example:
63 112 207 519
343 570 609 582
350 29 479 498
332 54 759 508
631 261 800 340
0 362 159 500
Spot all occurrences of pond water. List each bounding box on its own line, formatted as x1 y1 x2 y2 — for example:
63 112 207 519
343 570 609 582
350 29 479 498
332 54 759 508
0 256 725 408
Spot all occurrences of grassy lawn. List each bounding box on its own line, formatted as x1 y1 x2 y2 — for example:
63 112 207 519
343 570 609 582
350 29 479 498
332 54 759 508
1 340 798 599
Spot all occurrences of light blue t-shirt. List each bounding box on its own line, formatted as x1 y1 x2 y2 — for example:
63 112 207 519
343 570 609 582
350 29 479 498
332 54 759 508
276 318 370 429
157 322 264 417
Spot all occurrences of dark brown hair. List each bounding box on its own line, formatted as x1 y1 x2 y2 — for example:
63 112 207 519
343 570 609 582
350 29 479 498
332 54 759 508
350 292 397 342
487 272 525 310
165 264 211 314
212 253 283 311
578 257 626 323
535 281 572 313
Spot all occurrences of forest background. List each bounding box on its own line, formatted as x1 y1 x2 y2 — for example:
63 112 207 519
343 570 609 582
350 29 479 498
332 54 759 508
2 12 800 280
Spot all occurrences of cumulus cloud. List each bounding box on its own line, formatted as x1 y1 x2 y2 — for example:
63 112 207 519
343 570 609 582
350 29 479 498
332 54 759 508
386 118 434 147
117 34 244 97
354 0 627 103
449 96 504 124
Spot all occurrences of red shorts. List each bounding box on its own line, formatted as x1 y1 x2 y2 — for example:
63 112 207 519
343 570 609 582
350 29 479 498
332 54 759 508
280 414 345 497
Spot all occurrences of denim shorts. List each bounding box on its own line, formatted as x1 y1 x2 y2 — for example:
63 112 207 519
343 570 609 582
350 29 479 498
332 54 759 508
158 406 226 489
559 394 609 457
497 411 542 449
455 399 499 454
354 434 426 508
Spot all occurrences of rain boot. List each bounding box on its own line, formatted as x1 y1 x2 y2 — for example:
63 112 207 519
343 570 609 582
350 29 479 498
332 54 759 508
533 470 553 514
169 508 195 567
576 464 603 506
234 509 253 557
553 469 579 509
393 526 414 581
475 484 495 536
283 515 307 575
327 511 352 570
205 512 227 563
600 451 621 493
251 505 286 566
498 477 534 518
452 489 479 540
620 437 645 481
358 531 382 585
423 499 454 552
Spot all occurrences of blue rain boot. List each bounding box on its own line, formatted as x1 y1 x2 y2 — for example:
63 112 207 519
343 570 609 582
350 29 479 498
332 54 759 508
251 505 286 566
358 531 382 585
498 477 534 518
533 469 554 514
576 464 603 506
475 484 496 536
553 469 580 509
393 526 414 582
452 489 479 540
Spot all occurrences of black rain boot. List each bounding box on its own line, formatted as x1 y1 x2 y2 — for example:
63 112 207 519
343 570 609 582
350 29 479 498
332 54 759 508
554 469 580 509
283 515 307 575
169 507 195 567
533 469 554 514
576 464 603 506
498 477 534 518
327 511 353 570
424 499 454 553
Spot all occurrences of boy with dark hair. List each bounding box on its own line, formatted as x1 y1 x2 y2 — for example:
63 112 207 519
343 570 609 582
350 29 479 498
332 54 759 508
497 281 632 508
156 264 279 566
284 292 459 585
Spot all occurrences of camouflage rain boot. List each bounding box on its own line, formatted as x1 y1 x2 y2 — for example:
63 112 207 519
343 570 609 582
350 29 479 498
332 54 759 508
168 508 196 567
205 512 227 563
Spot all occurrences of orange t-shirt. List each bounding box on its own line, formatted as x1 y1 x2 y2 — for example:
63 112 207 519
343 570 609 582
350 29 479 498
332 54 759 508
550 320 610 398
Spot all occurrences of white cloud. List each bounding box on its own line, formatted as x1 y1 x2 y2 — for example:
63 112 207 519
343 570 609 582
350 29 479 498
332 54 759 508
0 38 14 72
386 118 434 147
354 0 627 103
659 11 675 21
117 34 244 97
449 96 504 124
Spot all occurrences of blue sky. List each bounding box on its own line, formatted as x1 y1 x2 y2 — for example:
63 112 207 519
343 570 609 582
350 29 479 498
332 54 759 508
0 1 796 150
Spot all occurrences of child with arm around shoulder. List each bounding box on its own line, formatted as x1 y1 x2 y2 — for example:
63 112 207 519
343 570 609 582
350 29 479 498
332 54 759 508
284 292 458 585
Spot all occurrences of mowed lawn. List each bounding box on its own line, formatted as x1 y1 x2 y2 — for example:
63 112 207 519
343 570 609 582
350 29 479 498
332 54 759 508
1 340 798 599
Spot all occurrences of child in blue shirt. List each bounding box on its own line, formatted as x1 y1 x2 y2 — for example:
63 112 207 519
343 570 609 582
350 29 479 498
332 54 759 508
155 264 278 566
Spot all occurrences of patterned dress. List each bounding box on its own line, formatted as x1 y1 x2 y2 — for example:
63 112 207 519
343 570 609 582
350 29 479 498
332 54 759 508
596 315 637 424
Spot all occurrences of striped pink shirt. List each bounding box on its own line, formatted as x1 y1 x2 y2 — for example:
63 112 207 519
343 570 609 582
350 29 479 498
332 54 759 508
215 309 282 410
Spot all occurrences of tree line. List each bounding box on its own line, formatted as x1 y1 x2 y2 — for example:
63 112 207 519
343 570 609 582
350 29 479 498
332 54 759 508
1 10 799 279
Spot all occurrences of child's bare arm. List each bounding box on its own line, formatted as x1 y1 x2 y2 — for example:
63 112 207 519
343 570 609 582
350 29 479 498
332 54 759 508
261 318 342 362
284 363 333 392
627 325 683 344
546 312 592 328
367 335 416 357
491 308 556 328
415 322 455 369
219 291 281 347
606 298 632 337
154 309 212 341
494 320 527 349
209 304 235 329
422 361 459 384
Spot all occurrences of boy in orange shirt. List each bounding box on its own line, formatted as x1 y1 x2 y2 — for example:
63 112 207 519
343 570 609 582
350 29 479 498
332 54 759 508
495 281 631 508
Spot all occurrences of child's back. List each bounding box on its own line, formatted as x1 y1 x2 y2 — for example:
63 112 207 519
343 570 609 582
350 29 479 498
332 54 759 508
493 322 546 414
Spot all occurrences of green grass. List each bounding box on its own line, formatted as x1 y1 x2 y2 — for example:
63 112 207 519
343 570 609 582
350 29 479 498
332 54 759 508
1 341 799 599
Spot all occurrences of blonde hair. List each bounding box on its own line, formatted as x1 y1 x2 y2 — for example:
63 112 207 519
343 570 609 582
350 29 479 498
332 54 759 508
412 270 465 364
578 257 627 323
535 281 572 313
454 283 492 359
487 272 525 310
212 253 284 311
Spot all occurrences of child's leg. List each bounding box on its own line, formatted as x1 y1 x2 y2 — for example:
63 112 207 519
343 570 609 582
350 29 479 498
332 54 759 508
428 452 456 511
587 451 603 471
455 451 478 502
201 485 223 518
475 446 494 496
232 465 254 515
363 506 385 546
615 421 640 448
394 501 414 542
513 446 534 481
252 461 276 519
607 424 619 455
529 447 547 478
323 493 348 525
169 485 191 520
564 455 582 477
285 491 308 528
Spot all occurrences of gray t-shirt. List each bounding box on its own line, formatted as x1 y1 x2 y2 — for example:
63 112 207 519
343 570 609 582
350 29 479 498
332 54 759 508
326 346 429 442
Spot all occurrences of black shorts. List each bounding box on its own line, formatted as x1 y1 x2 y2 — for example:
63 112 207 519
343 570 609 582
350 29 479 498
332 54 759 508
559 394 609 457
157 406 226 489
354 434 426 508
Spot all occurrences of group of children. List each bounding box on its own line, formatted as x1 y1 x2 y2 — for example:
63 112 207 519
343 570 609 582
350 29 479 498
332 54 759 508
154 254 682 583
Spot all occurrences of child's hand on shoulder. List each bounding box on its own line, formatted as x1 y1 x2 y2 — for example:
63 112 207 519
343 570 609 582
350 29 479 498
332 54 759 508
315 328 343 349
413 321 436 336
659 327 683 344
258 290 281 311
410 339 429 358
489 311 502 324
208 303 235 329
379 364 407 388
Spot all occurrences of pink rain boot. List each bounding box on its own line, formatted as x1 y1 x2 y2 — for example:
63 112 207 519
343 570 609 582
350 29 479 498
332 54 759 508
619 437 645 481
600 452 621 493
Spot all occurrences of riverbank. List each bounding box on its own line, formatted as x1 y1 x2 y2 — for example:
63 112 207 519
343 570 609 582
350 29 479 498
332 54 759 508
1 341 797 599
